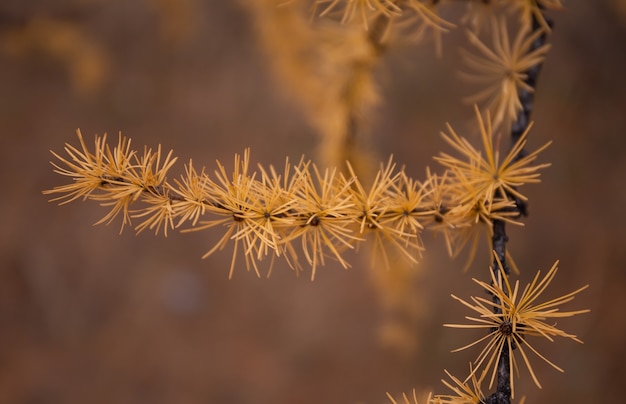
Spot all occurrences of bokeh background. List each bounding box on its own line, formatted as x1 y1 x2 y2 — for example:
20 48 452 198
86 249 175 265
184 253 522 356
1 1 624 403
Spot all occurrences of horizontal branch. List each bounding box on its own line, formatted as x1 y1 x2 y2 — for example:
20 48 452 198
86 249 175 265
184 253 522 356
44 123 548 277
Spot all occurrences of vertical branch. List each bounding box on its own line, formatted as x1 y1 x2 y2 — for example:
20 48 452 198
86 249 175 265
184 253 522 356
488 8 551 404
511 14 553 149
488 220 511 404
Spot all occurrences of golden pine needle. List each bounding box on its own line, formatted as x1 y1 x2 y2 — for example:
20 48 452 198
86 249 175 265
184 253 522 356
386 388 430 404
432 366 485 404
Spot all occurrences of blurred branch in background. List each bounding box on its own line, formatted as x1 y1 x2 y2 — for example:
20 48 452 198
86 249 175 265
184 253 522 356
0 13 110 96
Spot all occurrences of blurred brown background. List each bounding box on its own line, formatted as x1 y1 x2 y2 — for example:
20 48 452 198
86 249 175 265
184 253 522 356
1 1 624 403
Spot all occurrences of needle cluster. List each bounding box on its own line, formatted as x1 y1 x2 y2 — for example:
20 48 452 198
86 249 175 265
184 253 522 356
460 17 551 131
445 253 589 397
